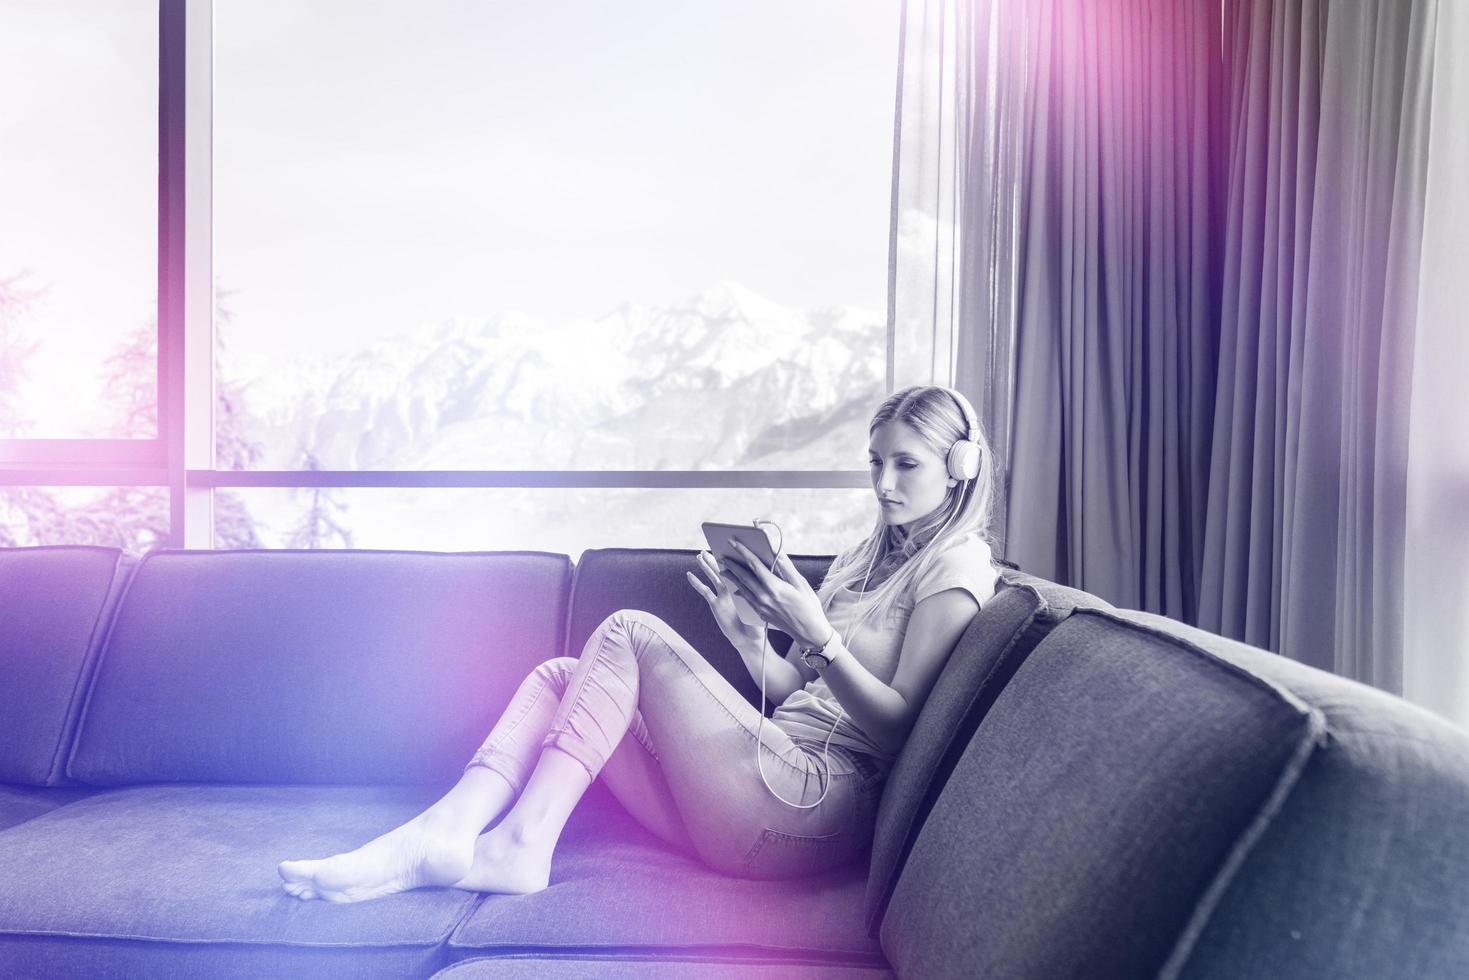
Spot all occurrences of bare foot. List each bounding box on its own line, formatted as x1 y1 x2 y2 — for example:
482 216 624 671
450 822 555 895
277 812 475 903
280 878 317 900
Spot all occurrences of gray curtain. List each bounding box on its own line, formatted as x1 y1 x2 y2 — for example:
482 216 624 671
1200 0 1439 687
898 0 1448 698
953 0 1225 622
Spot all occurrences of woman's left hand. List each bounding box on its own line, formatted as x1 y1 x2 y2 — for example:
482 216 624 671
719 540 833 650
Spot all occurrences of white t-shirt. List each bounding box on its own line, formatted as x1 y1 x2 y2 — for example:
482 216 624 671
770 531 999 764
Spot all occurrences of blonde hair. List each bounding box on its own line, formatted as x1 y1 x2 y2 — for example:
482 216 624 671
816 385 998 631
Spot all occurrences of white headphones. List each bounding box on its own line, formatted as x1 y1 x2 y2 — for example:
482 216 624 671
752 386 984 808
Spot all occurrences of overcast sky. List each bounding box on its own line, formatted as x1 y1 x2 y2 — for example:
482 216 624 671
1 0 897 436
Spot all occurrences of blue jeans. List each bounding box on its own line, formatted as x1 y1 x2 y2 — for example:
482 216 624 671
465 609 886 879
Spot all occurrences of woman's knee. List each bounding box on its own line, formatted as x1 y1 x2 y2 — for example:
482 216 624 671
532 656 578 681
598 608 666 637
598 609 702 668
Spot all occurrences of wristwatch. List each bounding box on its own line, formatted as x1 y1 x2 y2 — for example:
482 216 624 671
798 626 839 671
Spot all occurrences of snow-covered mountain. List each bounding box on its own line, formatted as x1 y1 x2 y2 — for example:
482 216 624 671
224 281 886 474
214 281 889 555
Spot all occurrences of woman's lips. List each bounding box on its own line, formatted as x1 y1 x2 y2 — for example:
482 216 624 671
881 500 900 506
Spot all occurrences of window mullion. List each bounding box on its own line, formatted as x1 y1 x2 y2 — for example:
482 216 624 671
162 0 214 548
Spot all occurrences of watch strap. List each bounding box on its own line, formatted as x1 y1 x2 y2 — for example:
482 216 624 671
799 626 838 667
800 625 831 653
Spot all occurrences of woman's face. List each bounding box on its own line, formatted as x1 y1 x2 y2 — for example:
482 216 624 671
868 420 956 531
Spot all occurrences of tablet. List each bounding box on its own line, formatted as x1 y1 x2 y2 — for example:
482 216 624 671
700 521 780 627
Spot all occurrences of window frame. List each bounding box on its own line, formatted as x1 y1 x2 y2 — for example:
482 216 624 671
1 0 915 549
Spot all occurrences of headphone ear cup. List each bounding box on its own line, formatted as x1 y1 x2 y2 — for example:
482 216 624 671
948 439 981 481
939 386 983 482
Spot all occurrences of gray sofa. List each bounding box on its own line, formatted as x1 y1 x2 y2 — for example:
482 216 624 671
1 544 1466 979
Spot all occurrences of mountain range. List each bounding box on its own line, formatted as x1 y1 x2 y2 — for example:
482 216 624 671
218 281 888 554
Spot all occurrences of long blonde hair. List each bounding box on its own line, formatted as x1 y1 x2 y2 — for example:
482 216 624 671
816 385 998 631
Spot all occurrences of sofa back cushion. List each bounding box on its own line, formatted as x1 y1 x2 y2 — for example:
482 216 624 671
0 547 134 786
565 548 833 711
863 568 1115 934
879 608 1326 980
1095 608 1469 980
67 549 571 786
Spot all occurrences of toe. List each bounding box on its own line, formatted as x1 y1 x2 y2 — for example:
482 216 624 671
278 859 314 882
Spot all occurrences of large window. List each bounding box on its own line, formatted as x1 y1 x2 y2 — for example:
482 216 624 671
0 0 158 439
3 0 909 556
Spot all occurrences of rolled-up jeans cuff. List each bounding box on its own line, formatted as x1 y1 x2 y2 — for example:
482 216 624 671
541 729 604 782
465 749 528 796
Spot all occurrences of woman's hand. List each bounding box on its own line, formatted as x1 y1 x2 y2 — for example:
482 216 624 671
716 540 834 650
686 550 766 651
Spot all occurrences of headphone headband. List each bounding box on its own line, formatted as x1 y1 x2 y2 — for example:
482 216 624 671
940 385 979 443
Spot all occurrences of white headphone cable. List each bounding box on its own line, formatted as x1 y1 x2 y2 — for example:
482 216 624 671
752 518 876 810
750 473 973 808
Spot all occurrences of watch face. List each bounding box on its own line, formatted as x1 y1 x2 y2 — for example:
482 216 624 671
802 651 830 670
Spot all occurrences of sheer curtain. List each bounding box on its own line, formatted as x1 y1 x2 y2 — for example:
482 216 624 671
895 0 1468 721
890 0 1026 548
888 0 963 397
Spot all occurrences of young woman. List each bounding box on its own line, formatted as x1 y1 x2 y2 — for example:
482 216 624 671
277 384 1000 901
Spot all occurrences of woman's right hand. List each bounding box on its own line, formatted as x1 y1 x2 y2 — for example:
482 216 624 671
686 550 766 651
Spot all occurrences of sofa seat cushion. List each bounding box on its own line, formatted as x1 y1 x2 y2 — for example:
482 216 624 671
0 784 97 833
434 955 896 979
67 549 572 786
449 784 884 965
0 783 479 978
879 609 1327 980
0 546 134 786
864 572 1116 934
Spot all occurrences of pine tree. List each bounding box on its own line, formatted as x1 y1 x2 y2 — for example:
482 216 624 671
0 272 42 437
285 451 354 549
1 272 266 549
213 283 264 549
0 273 65 546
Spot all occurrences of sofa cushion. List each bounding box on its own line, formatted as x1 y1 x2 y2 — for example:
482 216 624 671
66 549 572 786
0 546 134 786
434 956 896 979
0 783 97 833
879 609 1326 980
863 572 1115 935
994 563 1113 610
0 784 480 980
1099 608 1469 980
448 783 884 964
566 549 833 712
0 936 453 980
